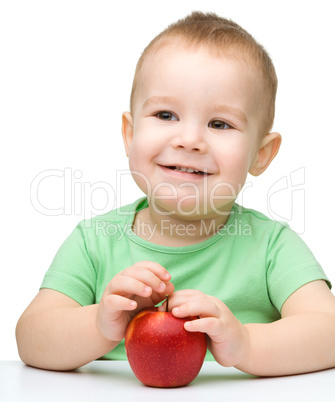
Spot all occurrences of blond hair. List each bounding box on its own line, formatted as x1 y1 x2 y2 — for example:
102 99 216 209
130 11 277 135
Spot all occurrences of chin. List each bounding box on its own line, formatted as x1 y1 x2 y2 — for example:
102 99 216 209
150 196 200 218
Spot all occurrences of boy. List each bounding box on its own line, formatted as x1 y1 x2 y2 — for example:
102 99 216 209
16 11 335 376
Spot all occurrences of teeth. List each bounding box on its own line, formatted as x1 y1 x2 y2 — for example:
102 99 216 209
174 166 202 174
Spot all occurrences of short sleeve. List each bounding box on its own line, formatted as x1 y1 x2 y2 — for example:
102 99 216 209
266 223 331 313
40 222 97 306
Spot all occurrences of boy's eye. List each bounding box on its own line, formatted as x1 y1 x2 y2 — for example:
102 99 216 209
155 111 178 121
208 119 231 130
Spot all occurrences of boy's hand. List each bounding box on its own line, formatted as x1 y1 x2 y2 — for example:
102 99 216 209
164 289 249 368
96 261 174 342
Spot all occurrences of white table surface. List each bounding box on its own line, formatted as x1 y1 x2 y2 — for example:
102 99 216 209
0 360 334 402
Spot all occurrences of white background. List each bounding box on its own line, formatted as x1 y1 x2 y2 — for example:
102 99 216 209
1 0 334 360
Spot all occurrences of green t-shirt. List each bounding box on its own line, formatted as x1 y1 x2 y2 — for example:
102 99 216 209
41 197 331 361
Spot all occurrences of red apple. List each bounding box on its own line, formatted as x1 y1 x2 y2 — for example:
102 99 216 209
125 305 207 388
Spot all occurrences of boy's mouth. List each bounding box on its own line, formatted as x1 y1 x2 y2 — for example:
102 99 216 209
165 165 208 175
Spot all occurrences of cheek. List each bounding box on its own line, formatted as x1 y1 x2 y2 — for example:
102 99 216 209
129 137 157 165
216 140 251 181
210 146 250 209
128 146 150 194
128 131 163 195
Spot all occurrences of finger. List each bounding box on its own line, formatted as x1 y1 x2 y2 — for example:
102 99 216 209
108 275 154 298
121 263 171 294
131 261 171 282
184 317 221 337
172 297 222 319
104 294 137 314
164 281 175 297
166 289 204 310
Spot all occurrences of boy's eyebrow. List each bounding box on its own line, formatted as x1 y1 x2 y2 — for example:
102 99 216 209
142 96 177 109
214 105 248 125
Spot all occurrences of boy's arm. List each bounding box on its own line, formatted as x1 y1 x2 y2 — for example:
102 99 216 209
238 280 335 376
16 262 173 371
16 289 117 371
169 280 335 376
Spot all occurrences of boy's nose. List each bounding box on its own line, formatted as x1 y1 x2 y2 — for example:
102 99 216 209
171 126 208 153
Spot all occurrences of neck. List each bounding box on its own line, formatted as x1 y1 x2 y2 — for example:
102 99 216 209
132 204 233 247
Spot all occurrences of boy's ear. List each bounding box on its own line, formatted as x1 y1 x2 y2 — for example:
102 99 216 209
249 132 282 176
121 112 134 156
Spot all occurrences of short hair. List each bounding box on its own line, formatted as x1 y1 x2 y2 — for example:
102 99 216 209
130 11 277 135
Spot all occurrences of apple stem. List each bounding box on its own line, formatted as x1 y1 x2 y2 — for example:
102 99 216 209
166 295 169 312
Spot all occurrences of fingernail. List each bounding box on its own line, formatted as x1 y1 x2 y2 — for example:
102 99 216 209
144 286 151 294
159 282 166 292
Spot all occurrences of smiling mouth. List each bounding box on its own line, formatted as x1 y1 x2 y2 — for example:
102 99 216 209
165 166 208 175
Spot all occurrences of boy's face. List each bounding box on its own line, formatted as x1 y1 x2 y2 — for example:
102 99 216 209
123 43 268 220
